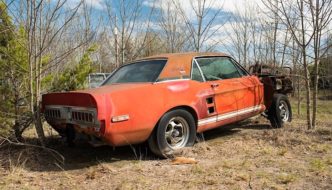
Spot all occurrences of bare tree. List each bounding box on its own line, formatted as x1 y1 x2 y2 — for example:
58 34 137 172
105 0 155 66
263 0 332 129
158 1 187 53
263 0 317 129
6 0 94 144
172 0 225 52
224 1 257 67
310 0 332 128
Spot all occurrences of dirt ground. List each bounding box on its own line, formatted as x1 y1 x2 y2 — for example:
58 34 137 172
0 101 331 189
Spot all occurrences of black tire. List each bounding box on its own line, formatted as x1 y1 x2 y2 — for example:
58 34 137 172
66 124 76 147
148 109 196 158
267 94 292 128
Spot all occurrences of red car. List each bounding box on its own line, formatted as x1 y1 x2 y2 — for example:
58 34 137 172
42 52 292 157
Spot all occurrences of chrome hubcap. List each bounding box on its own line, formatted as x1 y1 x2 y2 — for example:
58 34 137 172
279 100 289 122
165 117 189 149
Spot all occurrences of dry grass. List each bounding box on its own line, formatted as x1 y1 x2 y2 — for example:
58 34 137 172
0 100 332 189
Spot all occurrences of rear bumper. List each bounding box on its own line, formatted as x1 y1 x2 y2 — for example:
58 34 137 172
44 105 151 146
45 105 102 133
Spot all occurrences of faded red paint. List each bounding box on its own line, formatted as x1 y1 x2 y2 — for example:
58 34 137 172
42 52 265 146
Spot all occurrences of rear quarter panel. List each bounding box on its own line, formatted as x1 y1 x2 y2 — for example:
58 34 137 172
105 80 211 146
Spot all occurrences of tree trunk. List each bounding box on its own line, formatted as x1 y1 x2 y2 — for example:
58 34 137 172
312 59 319 129
303 50 312 129
13 120 23 142
34 105 45 146
297 72 301 115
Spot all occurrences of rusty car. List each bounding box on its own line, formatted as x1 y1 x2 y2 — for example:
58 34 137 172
42 52 292 157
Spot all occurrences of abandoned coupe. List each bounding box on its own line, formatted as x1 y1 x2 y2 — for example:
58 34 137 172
42 52 292 157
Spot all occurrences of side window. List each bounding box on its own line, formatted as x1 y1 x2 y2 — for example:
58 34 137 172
195 57 241 81
191 61 204 82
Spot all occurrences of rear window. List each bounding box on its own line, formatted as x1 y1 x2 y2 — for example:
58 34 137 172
102 60 167 85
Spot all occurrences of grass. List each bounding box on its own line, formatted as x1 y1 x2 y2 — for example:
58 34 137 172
291 93 332 121
0 97 331 189
310 159 327 172
277 173 297 184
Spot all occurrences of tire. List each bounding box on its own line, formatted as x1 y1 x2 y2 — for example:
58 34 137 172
148 109 196 158
267 94 292 128
66 124 76 147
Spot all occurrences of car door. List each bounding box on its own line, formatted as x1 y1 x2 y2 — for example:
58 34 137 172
194 57 248 124
230 59 264 116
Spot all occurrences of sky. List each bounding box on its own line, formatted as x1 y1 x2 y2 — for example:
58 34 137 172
4 0 283 58
66 0 266 46
76 0 264 12
63 0 265 21
50 0 270 57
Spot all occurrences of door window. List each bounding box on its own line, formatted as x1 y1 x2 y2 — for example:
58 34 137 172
191 61 205 82
195 57 242 81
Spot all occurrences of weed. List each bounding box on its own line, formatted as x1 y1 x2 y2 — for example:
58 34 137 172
310 159 327 172
261 146 274 155
277 148 287 156
191 164 205 174
277 173 297 184
326 157 332 165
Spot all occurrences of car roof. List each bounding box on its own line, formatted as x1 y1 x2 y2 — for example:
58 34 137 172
143 52 229 60
138 52 230 81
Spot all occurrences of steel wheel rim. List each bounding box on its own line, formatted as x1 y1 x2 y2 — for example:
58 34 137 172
165 116 189 149
279 100 289 122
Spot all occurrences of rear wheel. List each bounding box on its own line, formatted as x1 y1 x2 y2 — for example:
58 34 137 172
267 94 292 128
148 109 196 158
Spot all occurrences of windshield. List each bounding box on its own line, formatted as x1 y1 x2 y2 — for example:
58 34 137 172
102 59 167 85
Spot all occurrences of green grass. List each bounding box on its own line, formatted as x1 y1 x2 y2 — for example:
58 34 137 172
290 97 332 121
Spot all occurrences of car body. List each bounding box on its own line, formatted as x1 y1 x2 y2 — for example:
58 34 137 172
42 52 280 157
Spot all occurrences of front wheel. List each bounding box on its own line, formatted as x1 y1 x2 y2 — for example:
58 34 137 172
267 94 292 128
148 109 196 158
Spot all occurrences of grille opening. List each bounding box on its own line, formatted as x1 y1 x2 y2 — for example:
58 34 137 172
45 109 61 118
206 97 214 104
208 107 215 114
72 111 94 123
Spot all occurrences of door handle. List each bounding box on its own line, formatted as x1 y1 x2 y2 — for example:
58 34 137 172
211 83 219 88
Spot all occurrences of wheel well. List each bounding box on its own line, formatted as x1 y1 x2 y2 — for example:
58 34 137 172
168 105 198 128
148 105 198 143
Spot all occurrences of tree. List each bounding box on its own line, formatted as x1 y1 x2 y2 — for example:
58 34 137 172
0 26 32 140
172 0 225 52
0 0 91 145
0 2 13 48
158 1 188 53
263 0 316 129
310 0 332 129
105 0 156 66
224 1 256 67
0 3 32 140
42 46 96 92
263 0 332 129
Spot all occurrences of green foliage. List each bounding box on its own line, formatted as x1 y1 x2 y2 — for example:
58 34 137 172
0 4 29 137
43 46 97 92
0 2 14 48
0 26 29 101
